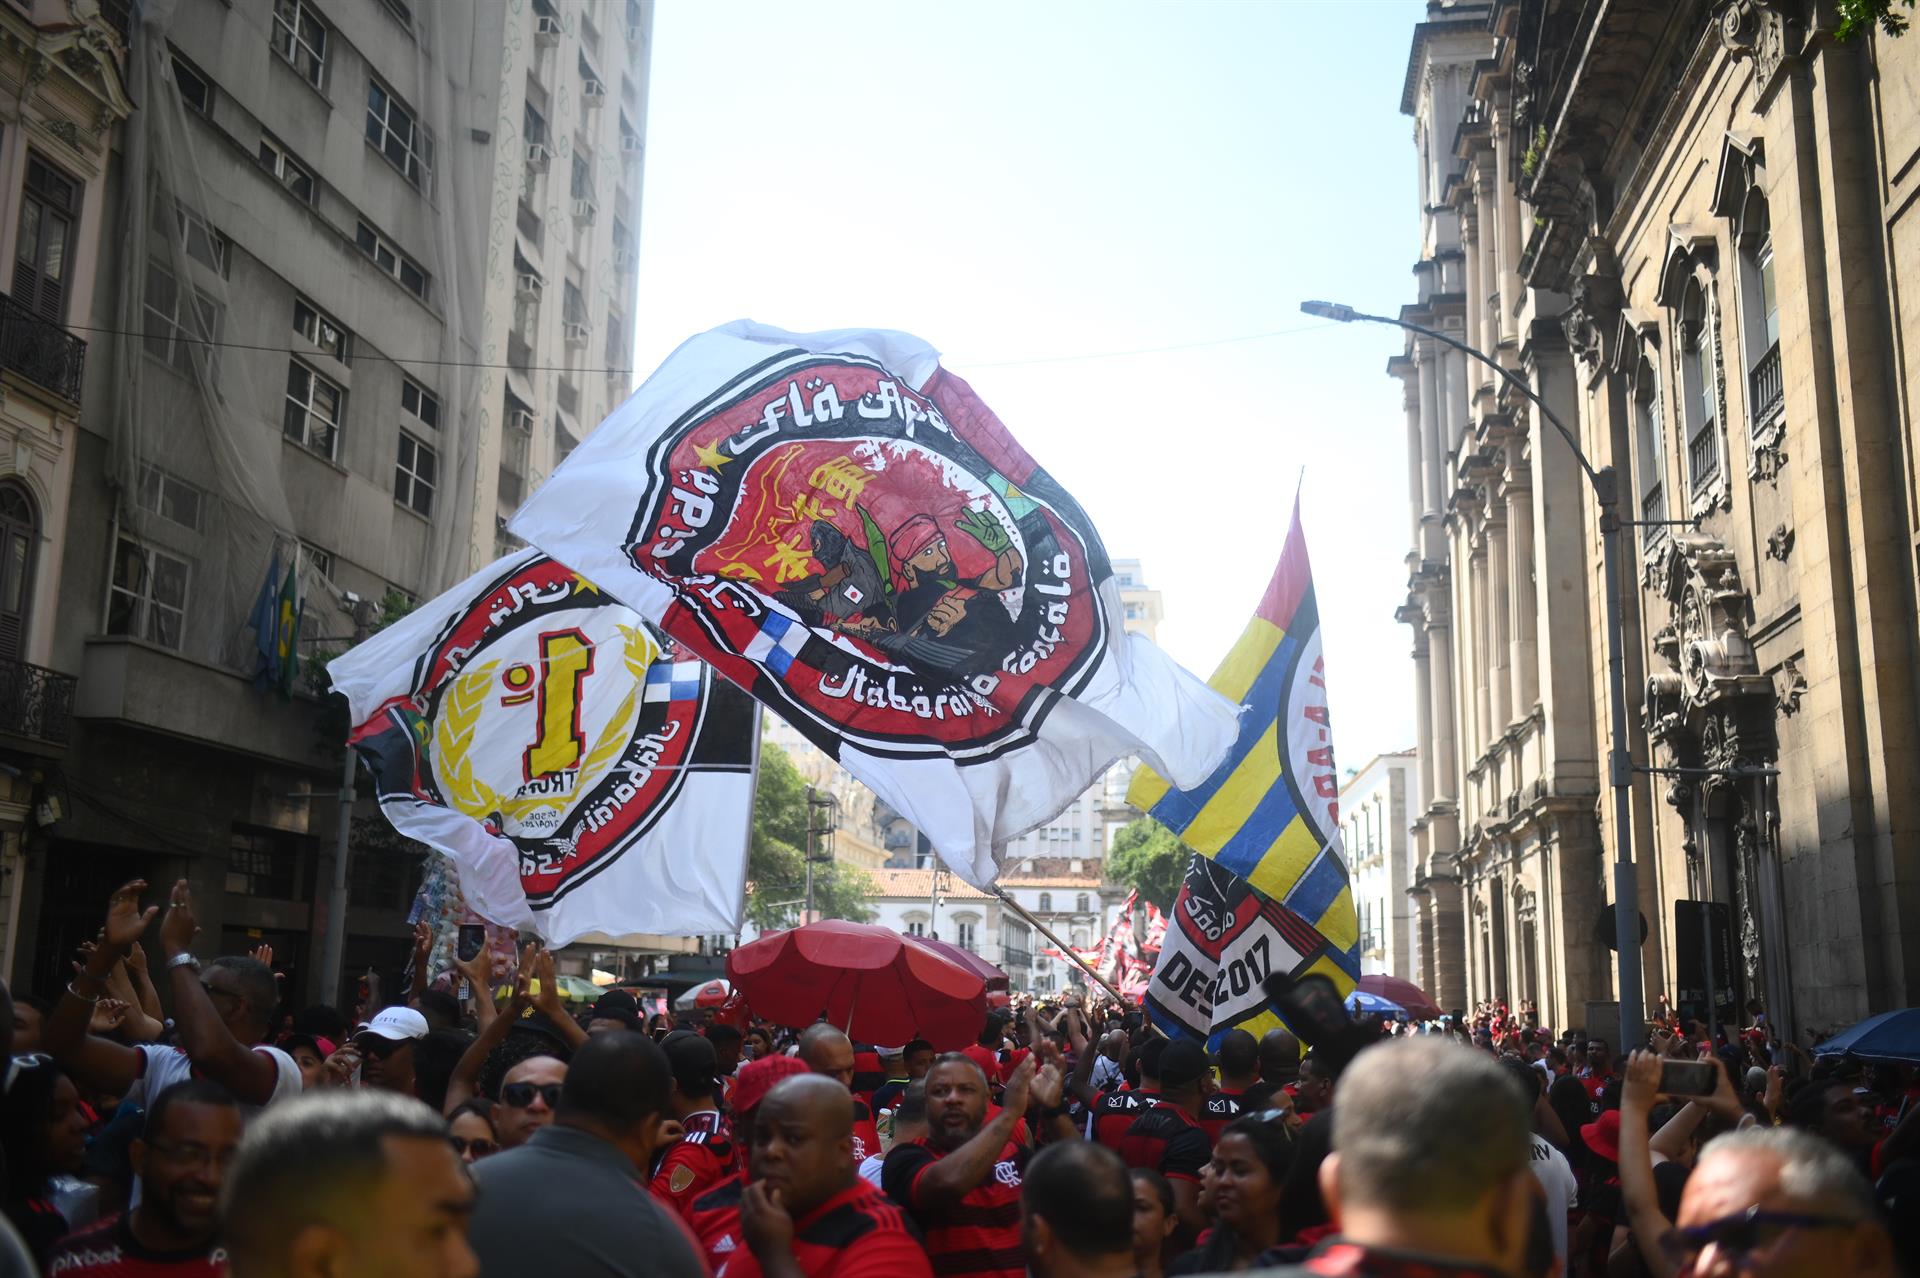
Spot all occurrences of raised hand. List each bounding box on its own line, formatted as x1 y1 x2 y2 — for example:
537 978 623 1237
321 1042 362 1088
102 880 157 954
1002 1051 1039 1119
1028 1039 1067 1111
249 943 274 968
529 948 565 1020
1622 1049 1662 1112
158 880 200 959
508 943 539 1016
453 940 494 990
90 997 130 1035
123 942 150 978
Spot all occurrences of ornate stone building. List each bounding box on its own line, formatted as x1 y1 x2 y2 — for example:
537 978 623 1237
1396 0 1920 1037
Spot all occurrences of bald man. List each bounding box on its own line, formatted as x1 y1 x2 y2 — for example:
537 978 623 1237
799 1024 880 1165
701 1075 932 1278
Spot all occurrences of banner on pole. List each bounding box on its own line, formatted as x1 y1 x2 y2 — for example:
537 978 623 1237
328 551 758 945
1145 855 1355 1045
506 321 1238 888
1128 500 1359 967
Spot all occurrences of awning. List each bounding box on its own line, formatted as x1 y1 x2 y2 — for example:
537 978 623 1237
514 228 543 277
505 364 537 410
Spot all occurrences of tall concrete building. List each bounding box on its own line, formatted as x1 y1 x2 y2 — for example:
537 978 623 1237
10 0 650 1000
1341 751 1417 982
1395 0 1920 1036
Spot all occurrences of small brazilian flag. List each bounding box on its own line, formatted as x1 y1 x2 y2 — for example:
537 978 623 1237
1127 498 1359 978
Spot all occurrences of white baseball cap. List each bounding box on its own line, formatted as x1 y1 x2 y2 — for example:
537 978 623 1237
355 1007 429 1042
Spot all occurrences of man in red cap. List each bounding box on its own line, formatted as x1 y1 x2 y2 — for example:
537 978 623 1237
687 1054 810 1263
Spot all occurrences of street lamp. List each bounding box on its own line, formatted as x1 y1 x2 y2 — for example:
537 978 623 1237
1303 299 1646 1050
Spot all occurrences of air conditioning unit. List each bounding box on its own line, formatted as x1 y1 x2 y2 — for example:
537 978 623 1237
572 198 597 225
613 248 635 271
508 409 535 437
581 79 607 104
535 14 562 42
525 142 550 172
563 322 589 347
621 133 642 155
515 272 542 302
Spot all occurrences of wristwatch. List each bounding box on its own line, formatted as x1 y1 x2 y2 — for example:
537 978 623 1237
166 953 201 973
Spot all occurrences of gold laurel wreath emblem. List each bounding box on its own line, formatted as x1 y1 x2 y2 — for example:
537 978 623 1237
433 661 504 819
433 626 662 826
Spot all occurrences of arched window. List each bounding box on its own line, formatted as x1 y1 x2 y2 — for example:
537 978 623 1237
1678 279 1720 493
1076 893 1090 914
1737 191 1781 434
0 482 40 661
1633 356 1668 551
1037 892 1051 912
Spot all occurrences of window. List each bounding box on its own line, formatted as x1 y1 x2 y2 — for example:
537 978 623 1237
350 841 424 909
365 79 433 190
14 155 77 321
1736 192 1782 433
1076 893 1090 913
107 536 190 649
143 262 216 374
954 918 977 952
604 312 625 368
299 542 333 580
270 0 328 88
524 100 549 150
563 279 587 327
554 416 578 466
284 360 343 458
1633 360 1667 552
395 431 436 516
0 483 37 662
570 152 593 203
170 53 211 115
228 826 300 899
355 221 428 300
292 297 349 362
151 199 228 276
402 377 441 430
259 135 316 203
1037 892 1052 912
1679 280 1720 492
905 920 925 937
137 465 203 531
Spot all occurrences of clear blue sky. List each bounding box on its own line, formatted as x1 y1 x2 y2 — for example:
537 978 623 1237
633 0 1427 773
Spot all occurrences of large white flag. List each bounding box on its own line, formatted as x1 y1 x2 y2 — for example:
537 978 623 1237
507 321 1237 887
327 550 757 945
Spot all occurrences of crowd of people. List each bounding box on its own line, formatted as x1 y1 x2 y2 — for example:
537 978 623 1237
0 878 1911 1277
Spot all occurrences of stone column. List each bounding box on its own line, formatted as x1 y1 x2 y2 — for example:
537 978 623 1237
1404 385 1426 552
1428 615 1459 806
1429 877 1467 1013
1507 482 1539 712
1417 343 1445 521
1491 104 1524 347
1471 545 1492 756
1462 210 1483 357
1476 168 1500 364
1488 512 1512 735
1412 633 1435 815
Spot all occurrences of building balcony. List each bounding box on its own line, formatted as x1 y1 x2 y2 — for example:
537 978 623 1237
0 658 75 753
1003 942 1033 969
1749 342 1783 435
0 293 87 406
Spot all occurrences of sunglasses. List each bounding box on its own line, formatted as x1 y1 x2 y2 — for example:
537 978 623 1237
1657 1205 1857 1267
500 1081 563 1109
448 1135 498 1158
354 1036 408 1060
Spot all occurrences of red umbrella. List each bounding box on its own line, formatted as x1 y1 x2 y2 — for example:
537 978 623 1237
726 920 988 1050
1354 973 1444 1021
908 935 1011 992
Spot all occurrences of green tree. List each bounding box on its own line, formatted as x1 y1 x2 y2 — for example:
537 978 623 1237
1837 0 1914 38
1107 816 1196 913
747 744 875 929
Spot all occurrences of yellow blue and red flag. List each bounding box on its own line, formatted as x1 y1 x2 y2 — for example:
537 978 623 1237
1129 502 1358 1040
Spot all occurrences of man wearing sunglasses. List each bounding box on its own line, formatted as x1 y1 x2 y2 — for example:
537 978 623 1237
1667 1126 1896 1277
352 1006 429 1096
494 1056 567 1149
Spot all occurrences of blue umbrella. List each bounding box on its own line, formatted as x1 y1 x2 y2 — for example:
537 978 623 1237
1347 990 1407 1016
1813 1008 1920 1063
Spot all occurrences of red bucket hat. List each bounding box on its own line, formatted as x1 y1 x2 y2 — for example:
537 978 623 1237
733 1055 810 1117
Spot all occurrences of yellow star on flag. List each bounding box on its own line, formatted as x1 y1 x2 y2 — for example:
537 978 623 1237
693 439 734 472
570 573 601 596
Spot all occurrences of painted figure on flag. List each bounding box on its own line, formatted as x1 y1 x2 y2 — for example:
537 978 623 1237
331 551 757 941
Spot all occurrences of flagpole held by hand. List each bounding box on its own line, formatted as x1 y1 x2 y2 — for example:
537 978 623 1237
992 887 1166 1036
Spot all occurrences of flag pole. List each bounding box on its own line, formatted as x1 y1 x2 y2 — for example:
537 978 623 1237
992 887 1135 1011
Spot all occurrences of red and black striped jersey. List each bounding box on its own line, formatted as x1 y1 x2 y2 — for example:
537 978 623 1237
651 1112 736 1220
850 1097 881 1167
1087 1087 1156 1150
688 1173 746 1274
1199 1089 1246 1143
1118 1100 1211 1182
882 1137 1027 1278
706 1180 931 1278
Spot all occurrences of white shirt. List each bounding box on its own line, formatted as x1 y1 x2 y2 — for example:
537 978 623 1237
857 1153 886 1188
126 1043 303 1209
1529 1133 1578 1265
